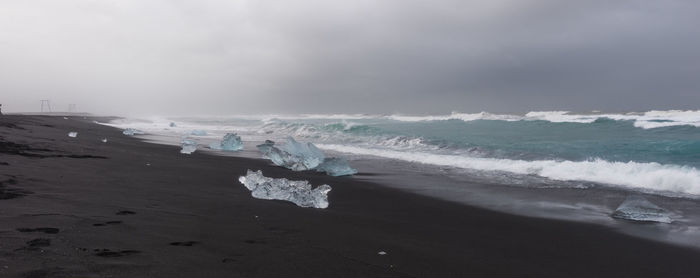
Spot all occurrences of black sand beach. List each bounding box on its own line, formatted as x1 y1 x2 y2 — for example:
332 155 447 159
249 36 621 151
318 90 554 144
1 115 700 277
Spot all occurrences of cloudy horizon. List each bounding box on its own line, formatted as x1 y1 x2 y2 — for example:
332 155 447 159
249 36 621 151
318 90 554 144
1 0 699 116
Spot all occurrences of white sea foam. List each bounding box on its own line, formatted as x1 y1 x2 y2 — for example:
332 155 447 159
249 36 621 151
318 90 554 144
317 144 700 196
524 111 601 123
632 110 700 129
387 110 700 129
387 112 522 122
106 110 700 132
520 110 699 129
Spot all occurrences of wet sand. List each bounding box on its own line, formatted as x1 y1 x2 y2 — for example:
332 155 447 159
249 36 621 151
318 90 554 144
1 115 699 277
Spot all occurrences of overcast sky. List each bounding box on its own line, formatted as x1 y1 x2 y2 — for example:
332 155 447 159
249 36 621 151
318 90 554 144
1 0 698 116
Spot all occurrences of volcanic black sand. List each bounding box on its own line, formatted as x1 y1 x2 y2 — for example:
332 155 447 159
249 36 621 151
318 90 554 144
1 115 699 277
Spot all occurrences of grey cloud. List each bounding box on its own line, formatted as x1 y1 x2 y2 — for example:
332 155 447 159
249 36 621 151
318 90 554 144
1 0 698 116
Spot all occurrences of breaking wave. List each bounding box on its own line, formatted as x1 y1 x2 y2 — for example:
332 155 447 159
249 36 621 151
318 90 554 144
387 110 700 129
318 144 700 196
156 110 700 129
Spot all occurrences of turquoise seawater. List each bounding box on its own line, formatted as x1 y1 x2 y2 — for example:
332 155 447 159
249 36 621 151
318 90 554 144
262 117 700 167
109 111 700 195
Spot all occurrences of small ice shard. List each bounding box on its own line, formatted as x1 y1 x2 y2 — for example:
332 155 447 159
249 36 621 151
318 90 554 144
68 132 78 137
209 133 243 151
63 117 68 120
123 128 145 136
169 122 176 127
180 139 198 154
238 169 332 209
101 138 107 143
190 130 207 136
611 195 672 223
378 251 387 256
316 157 357 176
257 137 325 171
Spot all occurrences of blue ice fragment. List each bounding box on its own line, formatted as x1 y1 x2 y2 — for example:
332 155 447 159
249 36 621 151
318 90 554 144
181 139 198 154
123 128 145 136
239 169 332 209
256 140 276 158
611 195 672 223
209 133 243 151
316 157 357 176
258 137 325 171
190 130 207 136
169 122 176 127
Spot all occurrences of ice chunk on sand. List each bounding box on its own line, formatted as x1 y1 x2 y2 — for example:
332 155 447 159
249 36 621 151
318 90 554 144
190 130 207 136
316 157 357 176
123 128 144 136
169 122 176 127
611 195 672 223
238 169 331 209
209 133 243 151
101 138 107 143
180 139 198 154
257 137 325 171
256 140 276 158
68 132 78 138
257 138 356 176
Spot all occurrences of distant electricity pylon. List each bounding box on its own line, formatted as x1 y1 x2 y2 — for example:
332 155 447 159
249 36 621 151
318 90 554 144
68 103 77 112
40 100 52 113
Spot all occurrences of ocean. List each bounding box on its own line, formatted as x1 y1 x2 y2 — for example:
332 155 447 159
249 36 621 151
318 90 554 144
107 110 700 245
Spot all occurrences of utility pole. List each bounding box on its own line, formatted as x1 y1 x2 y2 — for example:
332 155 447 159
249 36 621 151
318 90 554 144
40 100 52 113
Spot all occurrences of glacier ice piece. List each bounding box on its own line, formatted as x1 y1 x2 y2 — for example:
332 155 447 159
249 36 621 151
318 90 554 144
257 137 325 171
256 140 276 158
378 251 387 255
68 132 78 138
209 133 243 151
611 195 672 223
123 128 145 136
180 139 198 154
316 157 357 176
257 138 355 176
101 138 107 143
169 122 176 127
190 130 207 136
238 169 331 209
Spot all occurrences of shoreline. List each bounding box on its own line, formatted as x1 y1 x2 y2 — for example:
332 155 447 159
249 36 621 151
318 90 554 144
103 116 700 248
2 115 700 277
